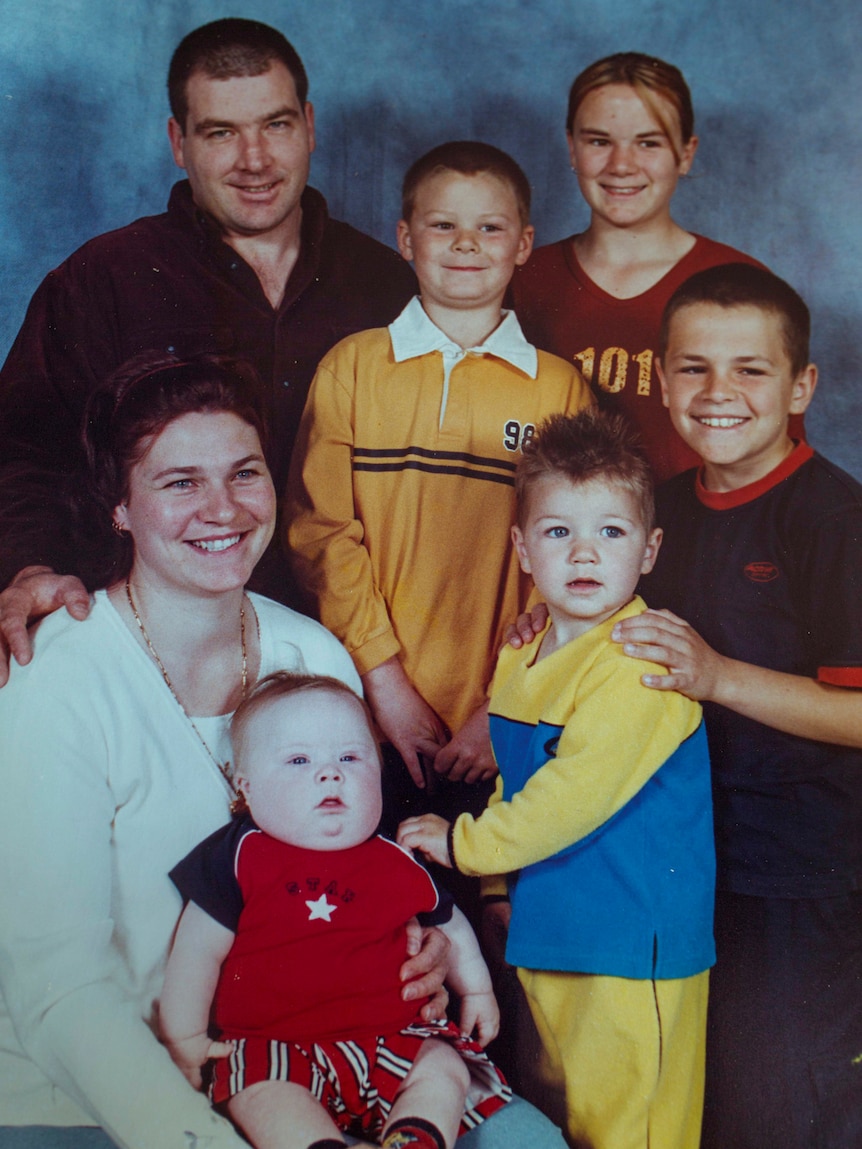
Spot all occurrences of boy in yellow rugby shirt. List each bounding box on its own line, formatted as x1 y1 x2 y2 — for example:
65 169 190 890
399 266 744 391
400 410 715 1149
287 141 590 847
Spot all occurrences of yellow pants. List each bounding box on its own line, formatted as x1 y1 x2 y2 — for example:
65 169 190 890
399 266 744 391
517 967 709 1149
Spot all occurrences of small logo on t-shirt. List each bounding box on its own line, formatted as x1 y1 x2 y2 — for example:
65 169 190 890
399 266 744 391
744 561 780 583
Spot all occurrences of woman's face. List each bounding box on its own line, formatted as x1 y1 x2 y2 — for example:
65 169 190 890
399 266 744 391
567 83 697 231
113 410 275 597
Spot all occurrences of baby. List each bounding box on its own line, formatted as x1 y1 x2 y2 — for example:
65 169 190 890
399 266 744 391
160 672 509 1149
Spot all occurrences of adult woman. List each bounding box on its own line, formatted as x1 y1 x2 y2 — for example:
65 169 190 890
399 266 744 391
0 354 564 1149
510 52 770 481
0 354 367 1149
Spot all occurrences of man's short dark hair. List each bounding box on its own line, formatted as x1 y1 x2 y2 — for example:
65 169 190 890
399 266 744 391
515 409 655 533
401 140 531 226
659 263 811 377
168 18 309 130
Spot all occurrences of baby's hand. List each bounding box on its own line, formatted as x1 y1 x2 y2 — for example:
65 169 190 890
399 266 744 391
165 1034 234 1090
458 990 500 1048
397 814 452 868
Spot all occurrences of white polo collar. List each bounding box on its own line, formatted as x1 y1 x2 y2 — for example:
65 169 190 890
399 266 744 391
389 296 538 379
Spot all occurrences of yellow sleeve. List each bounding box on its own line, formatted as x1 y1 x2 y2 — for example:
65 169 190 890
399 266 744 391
453 652 702 877
477 776 508 899
285 349 400 675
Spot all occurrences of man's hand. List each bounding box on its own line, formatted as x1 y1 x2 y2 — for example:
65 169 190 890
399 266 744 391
401 920 450 1021
362 657 449 787
503 602 549 650
612 608 726 700
397 813 452 868
0 566 90 686
432 701 497 784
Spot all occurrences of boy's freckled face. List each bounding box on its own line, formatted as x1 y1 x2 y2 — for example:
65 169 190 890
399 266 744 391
235 690 383 851
396 171 533 316
512 476 661 645
659 303 816 490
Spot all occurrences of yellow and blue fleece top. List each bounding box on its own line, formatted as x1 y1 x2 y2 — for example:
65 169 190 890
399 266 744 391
452 597 716 980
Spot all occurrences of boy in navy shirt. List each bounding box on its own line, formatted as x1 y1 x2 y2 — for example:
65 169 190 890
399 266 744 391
614 263 862 1149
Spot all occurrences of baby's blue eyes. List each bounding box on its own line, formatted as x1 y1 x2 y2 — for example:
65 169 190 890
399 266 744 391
545 525 625 539
285 754 360 766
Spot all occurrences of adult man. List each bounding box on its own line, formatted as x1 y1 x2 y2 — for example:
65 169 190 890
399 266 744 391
0 17 416 678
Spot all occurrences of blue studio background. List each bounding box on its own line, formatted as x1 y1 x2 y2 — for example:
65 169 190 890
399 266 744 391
1 0 860 476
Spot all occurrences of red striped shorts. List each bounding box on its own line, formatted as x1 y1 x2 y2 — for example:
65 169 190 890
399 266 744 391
208 1019 510 1140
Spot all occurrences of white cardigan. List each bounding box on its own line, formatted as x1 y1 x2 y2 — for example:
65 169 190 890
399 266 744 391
0 591 360 1147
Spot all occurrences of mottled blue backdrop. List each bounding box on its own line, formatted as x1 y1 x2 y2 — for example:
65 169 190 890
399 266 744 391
2 0 860 474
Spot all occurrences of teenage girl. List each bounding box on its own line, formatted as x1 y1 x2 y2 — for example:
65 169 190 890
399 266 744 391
510 52 800 481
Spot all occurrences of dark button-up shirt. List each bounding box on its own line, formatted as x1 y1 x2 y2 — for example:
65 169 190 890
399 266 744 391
0 181 416 596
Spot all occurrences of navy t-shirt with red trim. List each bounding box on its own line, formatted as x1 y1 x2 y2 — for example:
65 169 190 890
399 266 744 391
642 443 862 898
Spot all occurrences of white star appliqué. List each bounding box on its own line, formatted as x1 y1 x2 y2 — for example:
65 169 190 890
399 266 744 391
305 893 338 922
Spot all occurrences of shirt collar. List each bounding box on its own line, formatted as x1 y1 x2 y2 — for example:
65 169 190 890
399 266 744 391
389 296 538 378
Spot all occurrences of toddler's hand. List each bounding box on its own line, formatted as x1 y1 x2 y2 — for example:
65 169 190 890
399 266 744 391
397 813 452 868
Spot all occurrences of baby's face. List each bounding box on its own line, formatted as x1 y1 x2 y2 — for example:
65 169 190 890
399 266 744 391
236 688 383 851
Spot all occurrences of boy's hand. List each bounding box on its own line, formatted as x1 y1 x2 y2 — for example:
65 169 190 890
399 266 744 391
612 608 727 701
503 602 549 650
164 1034 234 1090
362 658 448 787
433 702 497 783
458 990 500 1048
0 566 91 686
398 813 453 868
400 921 450 1020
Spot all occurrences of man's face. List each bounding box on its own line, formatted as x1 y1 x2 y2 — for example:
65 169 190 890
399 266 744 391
168 61 315 243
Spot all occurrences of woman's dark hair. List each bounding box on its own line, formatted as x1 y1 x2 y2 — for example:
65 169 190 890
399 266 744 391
80 352 269 586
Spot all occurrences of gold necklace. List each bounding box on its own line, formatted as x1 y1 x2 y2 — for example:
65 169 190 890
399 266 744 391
125 580 247 794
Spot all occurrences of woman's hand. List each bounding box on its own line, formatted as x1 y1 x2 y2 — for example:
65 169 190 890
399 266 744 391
401 920 450 1021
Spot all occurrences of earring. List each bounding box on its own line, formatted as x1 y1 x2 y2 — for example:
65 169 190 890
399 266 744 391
111 520 127 536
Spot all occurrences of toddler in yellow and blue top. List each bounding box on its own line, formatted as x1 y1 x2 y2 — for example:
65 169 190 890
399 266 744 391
399 409 716 1149
287 142 590 841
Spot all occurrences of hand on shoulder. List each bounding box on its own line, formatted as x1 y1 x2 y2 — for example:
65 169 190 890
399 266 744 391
0 566 90 686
